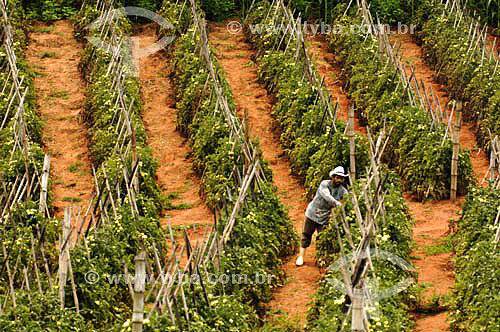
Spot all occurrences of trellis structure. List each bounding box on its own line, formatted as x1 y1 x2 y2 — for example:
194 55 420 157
0 0 49 216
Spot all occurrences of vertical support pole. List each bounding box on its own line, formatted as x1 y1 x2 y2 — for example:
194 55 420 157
130 36 141 77
490 147 496 183
39 154 50 214
351 280 366 332
132 251 146 332
22 125 31 202
23 268 32 304
349 106 356 179
451 101 462 201
59 207 71 308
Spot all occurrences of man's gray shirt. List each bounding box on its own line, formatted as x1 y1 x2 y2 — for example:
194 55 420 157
305 180 348 225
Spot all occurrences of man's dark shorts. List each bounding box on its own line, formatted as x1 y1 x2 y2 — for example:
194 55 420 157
301 217 326 248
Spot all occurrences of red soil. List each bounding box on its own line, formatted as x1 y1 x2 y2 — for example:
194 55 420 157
405 195 465 298
136 24 213 229
208 20 318 325
308 37 366 134
26 21 94 219
414 312 449 332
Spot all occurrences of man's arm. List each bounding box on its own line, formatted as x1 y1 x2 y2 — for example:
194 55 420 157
318 180 341 207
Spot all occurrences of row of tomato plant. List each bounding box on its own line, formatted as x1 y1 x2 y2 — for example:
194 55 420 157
289 0 415 25
0 1 86 330
449 186 500 331
0 1 45 188
201 0 414 23
22 0 78 20
409 3 500 331
76 2 165 216
412 0 500 153
244 1 416 330
65 2 174 329
324 2 474 200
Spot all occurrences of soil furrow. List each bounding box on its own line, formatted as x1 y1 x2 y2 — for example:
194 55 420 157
26 20 94 218
208 21 317 325
308 37 366 134
136 24 212 229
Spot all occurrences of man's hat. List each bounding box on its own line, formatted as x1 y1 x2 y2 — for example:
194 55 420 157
329 166 349 177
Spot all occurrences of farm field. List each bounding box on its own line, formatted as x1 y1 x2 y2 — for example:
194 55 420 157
0 1 499 331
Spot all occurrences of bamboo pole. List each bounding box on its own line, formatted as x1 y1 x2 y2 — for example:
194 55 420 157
490 148 496 183
451 101 462 201
38 154 50 214
132 251 146 332
59 208 71 308
67 252 79 313
23 267 32 305
349 106 356 179
35 224 53 288
30 234 43 293
493 210 500 249
351 280 366 332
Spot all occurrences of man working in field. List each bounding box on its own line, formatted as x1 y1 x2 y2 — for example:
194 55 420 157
296 166 349 266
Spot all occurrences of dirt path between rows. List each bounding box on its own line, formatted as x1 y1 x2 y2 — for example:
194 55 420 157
26 20 94 218
311 32 490 332
136 24 212 232
307 37 366 134
208 21 316 325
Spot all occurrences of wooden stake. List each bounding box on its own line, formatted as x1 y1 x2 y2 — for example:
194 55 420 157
23 267 32 305
351 280 366 332
490 148 496 183
132 251 146 332
35 224 52 288
30 234 43 293
38 154 50 214
59 207 71 308
451 101 462 201
67 252 79 313
349 106 356 179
